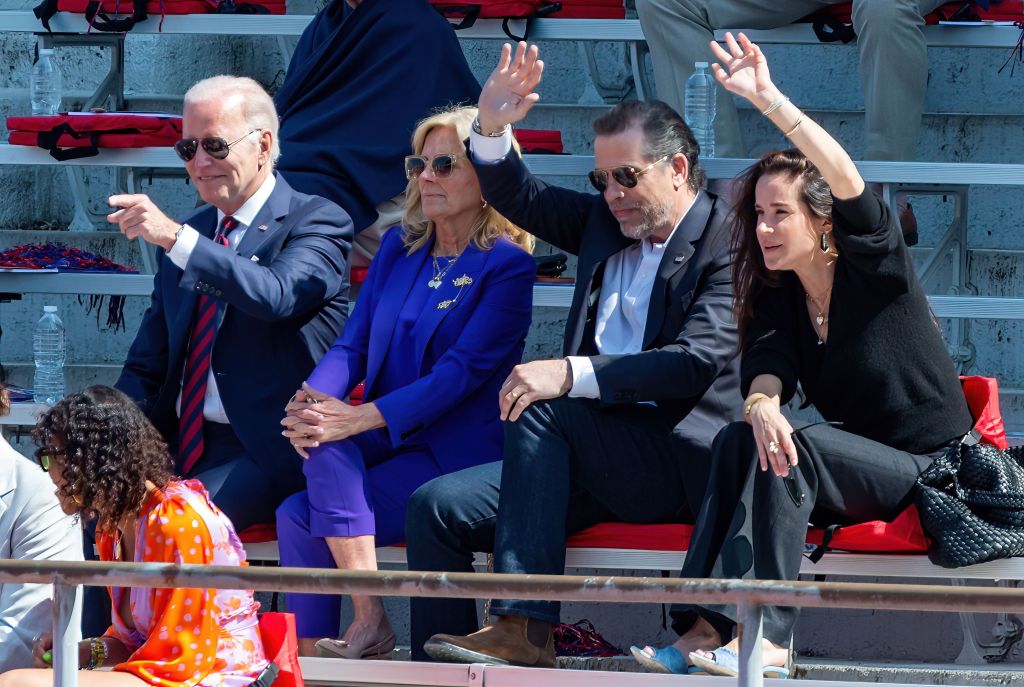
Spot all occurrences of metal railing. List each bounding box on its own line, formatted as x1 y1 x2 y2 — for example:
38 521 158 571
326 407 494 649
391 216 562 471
3 559 1023 687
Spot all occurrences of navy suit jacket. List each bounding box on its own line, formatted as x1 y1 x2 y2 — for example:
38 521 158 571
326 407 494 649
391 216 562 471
306 227 535 475
471 152 742 455
116 174 352 492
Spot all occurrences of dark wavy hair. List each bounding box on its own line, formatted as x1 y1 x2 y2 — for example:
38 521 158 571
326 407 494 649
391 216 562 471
32 385 175 533
731 149 833 343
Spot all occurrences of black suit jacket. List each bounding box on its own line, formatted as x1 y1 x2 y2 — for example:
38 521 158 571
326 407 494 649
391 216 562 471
472 152 741 453
116 174 352 494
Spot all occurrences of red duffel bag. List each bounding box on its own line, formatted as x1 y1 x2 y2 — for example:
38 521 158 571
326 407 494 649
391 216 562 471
431 0 562 39
34 0 285 33
806 1 1024 43
549 0 623 20
7 112 183 161
514 128 565 154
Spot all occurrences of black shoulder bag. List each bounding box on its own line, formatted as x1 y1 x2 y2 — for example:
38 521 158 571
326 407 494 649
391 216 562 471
916 430 1024 567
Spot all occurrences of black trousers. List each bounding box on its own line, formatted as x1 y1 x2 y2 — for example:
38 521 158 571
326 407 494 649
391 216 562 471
405 396 708 659
670 421 947 645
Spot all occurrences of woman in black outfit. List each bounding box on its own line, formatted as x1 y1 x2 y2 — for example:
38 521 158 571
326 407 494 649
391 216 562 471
631 32 974 678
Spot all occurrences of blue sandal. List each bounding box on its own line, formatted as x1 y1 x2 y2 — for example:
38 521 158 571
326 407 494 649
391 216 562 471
688 646 791 679
629 644 703 675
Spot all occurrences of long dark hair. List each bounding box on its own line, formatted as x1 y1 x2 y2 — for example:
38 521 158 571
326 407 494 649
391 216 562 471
32 385 175 533
731 149 833 342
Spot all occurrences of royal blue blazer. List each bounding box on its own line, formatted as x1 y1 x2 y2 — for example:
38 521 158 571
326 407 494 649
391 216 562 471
306 226 534 474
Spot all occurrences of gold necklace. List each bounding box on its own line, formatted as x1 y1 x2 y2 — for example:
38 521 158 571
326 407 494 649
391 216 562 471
428 243 465 289
805 285 832 345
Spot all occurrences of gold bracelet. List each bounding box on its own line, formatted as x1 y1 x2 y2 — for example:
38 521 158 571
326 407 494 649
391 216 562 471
761 95 789 116
783 112 806 138
744 395 770 417
86 637 107 670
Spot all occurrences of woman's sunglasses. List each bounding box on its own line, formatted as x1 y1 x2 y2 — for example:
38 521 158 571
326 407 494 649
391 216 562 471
174 129 261 162
405 154 463 180
588 155 669 193
35 448 65 472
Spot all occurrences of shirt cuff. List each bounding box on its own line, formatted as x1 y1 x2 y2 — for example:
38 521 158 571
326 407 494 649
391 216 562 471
167 224 200 270
566 356 600 399
469 127 513 162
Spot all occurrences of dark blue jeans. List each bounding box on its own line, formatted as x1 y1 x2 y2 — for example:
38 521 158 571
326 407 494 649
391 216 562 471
405 396 707 659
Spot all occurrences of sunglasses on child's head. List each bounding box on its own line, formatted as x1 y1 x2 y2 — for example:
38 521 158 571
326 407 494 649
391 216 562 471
404 154 463 180
174 129 261 162
588 155 670 193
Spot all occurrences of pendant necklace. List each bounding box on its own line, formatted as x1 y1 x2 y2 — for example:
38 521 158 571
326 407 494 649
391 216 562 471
805 285 832 345
428 243 465 289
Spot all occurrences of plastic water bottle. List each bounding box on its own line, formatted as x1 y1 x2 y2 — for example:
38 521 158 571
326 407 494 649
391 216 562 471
684 61 716 159
33 306 66 405
30 48 62 116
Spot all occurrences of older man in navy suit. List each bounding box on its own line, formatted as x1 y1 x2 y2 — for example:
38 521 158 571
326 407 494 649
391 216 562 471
109 75 351 531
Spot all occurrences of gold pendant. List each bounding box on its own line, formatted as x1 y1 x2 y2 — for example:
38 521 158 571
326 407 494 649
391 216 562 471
438 299 453 310
815 315 824 326
453 274 473 287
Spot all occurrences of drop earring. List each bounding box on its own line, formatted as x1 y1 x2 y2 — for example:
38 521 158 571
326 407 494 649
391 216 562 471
820 231 831 254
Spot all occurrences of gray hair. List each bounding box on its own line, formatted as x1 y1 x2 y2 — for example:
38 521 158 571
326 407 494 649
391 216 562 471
183 75 280 164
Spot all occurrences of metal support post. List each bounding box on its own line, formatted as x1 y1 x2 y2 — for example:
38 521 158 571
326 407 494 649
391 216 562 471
736 601 765 687
37 33 126 111
52 582 80 687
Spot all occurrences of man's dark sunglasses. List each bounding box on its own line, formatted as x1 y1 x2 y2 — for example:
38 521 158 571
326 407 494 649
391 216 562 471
405 154 462 180
174 129 261 162
588 155 669 193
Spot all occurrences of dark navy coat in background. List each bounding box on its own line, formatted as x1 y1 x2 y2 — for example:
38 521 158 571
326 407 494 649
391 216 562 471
275 0 482 232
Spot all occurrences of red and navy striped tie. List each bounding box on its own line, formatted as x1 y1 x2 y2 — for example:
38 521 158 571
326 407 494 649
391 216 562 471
178 216 237 474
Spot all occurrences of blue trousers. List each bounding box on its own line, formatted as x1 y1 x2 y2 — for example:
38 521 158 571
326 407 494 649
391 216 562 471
276 428 442 638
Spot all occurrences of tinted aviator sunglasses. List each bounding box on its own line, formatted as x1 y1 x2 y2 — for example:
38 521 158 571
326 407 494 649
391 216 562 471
174 129 261 162
588 155 670 193
405 154 463 180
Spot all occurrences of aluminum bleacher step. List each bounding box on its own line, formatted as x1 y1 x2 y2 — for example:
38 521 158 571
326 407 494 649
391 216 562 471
297 656 991 687
3 10 1021 48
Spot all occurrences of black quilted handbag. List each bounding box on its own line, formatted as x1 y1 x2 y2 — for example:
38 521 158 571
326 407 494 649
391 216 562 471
916 432 1024 567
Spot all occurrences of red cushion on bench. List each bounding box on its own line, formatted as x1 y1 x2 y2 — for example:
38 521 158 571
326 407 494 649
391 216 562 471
239 522 277 543
567 522 693 551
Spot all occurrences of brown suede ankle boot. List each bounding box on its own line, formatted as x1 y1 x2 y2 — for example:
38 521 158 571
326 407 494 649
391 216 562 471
424 616 555 668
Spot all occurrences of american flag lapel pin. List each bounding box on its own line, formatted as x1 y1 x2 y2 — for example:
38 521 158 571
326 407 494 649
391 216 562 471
673 255 685 264
258 224 269 232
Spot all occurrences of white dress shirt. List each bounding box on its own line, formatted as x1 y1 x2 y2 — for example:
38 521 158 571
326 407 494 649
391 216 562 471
168 173 277 423
469 128 697 399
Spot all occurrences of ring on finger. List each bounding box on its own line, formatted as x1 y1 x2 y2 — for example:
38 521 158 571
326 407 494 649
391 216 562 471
767 440 780 455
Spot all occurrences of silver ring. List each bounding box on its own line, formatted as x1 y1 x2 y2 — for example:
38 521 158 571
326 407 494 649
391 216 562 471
768 440 780 455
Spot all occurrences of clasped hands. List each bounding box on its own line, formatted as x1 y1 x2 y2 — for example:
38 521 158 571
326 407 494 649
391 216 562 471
281 382 384 458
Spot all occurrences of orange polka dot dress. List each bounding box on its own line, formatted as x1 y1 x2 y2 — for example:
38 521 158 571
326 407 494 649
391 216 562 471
96 480 269 687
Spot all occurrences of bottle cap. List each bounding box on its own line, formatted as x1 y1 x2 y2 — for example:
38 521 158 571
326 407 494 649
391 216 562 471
695 61 709 68
39 48 55 55
43 305 57 313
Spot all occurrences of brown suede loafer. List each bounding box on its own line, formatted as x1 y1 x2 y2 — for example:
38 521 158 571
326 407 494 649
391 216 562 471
424 616 555 668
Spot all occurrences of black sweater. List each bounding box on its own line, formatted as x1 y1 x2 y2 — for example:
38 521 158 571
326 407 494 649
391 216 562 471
740 188 973 455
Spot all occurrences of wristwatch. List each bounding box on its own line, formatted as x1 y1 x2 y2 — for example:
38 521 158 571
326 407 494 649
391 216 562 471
472 117 510 138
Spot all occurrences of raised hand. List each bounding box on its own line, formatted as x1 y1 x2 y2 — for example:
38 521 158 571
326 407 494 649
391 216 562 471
709 32 777 107
478 42 544 134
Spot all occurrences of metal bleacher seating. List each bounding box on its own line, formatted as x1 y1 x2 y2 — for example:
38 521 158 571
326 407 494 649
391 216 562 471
4 7 1024 675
